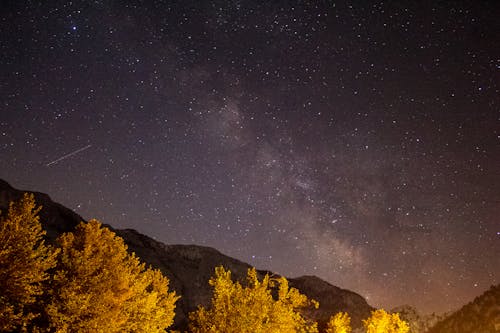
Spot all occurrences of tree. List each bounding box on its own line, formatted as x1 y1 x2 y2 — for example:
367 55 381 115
0 193 58 332
189 266 318 333
363 309 410 333
326 312 351 333
46 219 178 333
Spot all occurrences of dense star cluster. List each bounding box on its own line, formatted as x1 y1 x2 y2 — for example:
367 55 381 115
1 1 498 314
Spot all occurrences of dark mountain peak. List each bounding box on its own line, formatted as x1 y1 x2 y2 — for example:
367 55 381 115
288 274 372 330
0 179 374 331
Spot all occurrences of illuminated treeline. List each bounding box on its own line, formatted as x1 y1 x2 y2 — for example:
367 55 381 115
0 194 409 333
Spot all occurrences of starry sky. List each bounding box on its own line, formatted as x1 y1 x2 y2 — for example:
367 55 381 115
1 1 499 314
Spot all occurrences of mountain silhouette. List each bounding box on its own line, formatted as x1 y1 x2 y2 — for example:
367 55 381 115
0 179 372 330
425 284 500 333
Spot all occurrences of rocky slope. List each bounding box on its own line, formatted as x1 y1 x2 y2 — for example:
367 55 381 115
0 179 374 331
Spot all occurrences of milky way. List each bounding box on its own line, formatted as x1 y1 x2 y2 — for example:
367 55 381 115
1 1 498 314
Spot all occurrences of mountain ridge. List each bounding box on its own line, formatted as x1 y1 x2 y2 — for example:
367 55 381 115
3 179 499 332
425 284 500 333
0 179 373 331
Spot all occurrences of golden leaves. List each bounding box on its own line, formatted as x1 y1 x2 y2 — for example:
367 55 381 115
326 312 352 333
363 309 410 333
47 219 179 333
0 195 178 333
0 194 58 331
189 266 318 333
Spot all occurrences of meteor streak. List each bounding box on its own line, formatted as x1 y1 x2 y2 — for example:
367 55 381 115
46 144 92 167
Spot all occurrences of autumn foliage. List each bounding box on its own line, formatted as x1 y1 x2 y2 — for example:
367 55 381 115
0 194 178 333
46 219 179 332
363 309 410 333
0 194 412 333
189 266 319 333
0 193 57 331
325 312 351 333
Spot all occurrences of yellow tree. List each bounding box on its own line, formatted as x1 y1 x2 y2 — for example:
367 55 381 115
189 266 318 333
363 309 410 333
0 193 58 332
326 312 351 333
46 219 178 333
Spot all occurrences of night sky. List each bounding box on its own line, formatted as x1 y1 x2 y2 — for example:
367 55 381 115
1 1 499 314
